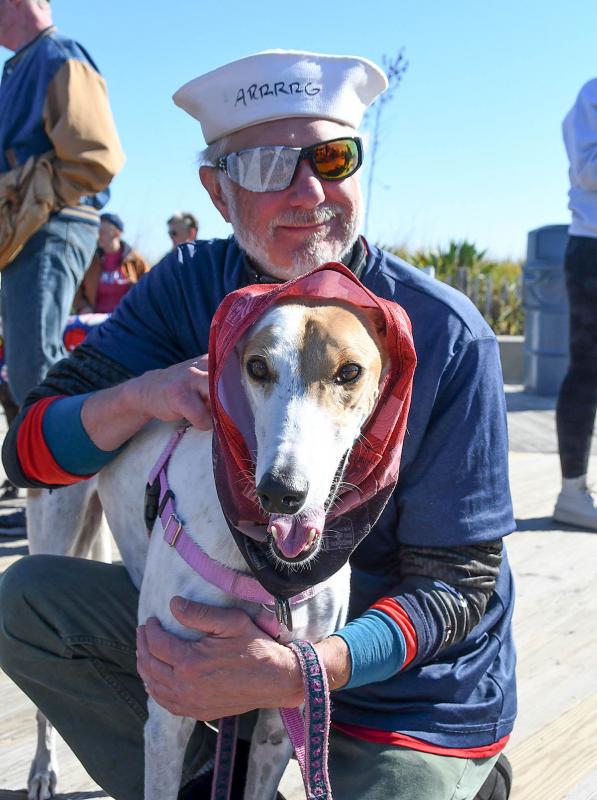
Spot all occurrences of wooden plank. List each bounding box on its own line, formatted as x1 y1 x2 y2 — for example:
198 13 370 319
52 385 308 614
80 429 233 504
508 693 597 800
0 539 28 572
0 793 106 800
0 672 111 797
563 768 597 799
504 459 597 749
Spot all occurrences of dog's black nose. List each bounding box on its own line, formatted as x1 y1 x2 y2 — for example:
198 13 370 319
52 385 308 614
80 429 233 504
256 472 308 515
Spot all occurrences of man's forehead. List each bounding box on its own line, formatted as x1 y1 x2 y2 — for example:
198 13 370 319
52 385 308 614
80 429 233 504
223 118 357 152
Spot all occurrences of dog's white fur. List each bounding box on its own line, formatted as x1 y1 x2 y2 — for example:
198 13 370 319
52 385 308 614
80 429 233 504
26 299 386 800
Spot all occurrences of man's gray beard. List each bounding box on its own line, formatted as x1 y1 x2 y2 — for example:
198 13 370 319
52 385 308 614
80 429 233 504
222 182 362 280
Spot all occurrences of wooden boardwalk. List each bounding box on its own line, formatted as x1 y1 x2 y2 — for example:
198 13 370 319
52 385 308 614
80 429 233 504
1 387 597 799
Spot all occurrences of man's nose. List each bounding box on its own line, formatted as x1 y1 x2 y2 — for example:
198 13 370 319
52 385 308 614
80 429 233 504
287 160 326 208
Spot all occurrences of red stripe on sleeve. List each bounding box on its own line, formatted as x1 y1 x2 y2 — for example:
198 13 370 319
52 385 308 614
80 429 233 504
371 597 418 668
332 722 510 758
16 396 93 485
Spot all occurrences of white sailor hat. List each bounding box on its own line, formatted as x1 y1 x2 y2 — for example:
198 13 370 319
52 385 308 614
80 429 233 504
173 49 388 144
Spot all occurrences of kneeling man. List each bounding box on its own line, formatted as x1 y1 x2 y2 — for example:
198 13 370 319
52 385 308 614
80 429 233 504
0 49 514 800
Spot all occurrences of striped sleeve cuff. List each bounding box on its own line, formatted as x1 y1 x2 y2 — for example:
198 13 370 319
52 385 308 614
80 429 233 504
334 598 418 689
17 396 92 485
333 611 404 689
41 393 123 475
16 394 121 485
370 597 418 668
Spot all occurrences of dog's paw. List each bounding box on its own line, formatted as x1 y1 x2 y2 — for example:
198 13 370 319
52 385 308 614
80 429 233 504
27 763 58 800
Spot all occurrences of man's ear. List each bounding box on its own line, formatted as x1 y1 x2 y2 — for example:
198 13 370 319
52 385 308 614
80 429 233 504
199 166 231 223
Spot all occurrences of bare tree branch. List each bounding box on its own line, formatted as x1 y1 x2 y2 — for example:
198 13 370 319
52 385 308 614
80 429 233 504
364 50 409 238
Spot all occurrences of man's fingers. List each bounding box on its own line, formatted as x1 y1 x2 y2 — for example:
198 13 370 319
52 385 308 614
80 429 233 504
186 353 209 372
136 624 172 684
145 678 180 707
137 625 191 715
171 368 212 430
138 618 189 666
170 597 250 636
176 390 212 431
135 355 212 429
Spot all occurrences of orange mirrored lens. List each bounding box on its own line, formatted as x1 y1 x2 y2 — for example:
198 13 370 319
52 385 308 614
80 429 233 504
312 140 359 180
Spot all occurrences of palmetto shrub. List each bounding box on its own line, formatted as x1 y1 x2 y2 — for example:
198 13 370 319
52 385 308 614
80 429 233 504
383 240 524 336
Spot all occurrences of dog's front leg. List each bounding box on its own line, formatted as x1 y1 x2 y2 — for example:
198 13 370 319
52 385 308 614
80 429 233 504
144 697 195 800
27 709 58 800
244 708 293 800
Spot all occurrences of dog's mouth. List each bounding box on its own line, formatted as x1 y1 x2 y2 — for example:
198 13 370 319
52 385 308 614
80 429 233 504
267 509 325 562
265 451 351 564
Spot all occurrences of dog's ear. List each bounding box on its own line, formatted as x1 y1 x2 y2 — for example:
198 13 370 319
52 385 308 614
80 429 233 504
361 307 390 381
362 307 386 337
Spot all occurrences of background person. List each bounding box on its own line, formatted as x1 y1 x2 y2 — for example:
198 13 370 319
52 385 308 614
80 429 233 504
167 211 199 247
73 213 149 314
554 78 597 531
0 312 19 455
0 50 513 800
0 0 125 406
0 313 24 536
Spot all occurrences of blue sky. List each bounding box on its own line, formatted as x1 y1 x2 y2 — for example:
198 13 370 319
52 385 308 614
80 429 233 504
2 1 596 262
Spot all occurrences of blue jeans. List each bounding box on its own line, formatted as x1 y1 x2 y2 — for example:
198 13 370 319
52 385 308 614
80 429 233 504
0 215 97 405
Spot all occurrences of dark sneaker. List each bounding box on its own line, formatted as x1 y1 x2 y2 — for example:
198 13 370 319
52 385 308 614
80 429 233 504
475 753 512 800
0 508 27 538
0 478 24 502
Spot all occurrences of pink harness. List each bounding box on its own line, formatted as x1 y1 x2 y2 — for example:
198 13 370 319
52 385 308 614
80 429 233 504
147 425 334 800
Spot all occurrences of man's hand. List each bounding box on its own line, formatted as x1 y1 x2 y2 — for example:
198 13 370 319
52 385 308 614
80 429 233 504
128 354 211 431
81 354 211 451
136 598 304 720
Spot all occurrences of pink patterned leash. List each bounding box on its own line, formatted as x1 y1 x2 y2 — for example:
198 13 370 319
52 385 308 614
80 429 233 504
281 641 333 800
211 641 334 800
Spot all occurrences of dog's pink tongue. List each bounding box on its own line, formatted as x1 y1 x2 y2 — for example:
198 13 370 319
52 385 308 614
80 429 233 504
268 510 325 558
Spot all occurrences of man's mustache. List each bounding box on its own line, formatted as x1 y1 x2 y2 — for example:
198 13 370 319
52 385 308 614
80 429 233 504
273 207 340 227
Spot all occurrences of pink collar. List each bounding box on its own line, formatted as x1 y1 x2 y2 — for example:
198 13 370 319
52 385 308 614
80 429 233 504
146 425 325 635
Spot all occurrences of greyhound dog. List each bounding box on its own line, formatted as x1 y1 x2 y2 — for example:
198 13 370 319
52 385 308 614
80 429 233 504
25 294 391 800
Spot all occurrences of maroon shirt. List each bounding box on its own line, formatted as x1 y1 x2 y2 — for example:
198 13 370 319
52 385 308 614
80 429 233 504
94 249 133 313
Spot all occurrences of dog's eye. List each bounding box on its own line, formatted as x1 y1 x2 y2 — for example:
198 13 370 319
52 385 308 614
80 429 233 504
335 363 362 384
247 356 270 381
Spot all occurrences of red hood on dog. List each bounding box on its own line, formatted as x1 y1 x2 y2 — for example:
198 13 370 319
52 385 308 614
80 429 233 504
208 262 417 599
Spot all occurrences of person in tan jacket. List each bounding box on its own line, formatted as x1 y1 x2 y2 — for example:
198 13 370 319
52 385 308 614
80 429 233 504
73 213 149 314
0 0 125 408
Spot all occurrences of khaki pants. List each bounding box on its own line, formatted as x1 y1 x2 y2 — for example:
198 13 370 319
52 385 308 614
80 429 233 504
0 555 497 799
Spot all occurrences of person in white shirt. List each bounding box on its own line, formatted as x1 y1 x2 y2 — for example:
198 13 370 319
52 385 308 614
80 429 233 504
554 79 597 530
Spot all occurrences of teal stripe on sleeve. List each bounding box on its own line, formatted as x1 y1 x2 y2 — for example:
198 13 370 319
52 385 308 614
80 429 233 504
41 394 123 475
334 609 407 689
